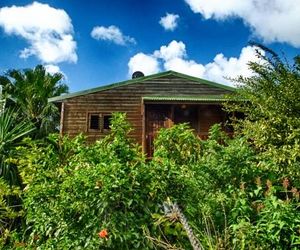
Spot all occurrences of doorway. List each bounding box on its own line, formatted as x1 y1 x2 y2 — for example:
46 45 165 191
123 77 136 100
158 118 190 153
145 104 199 156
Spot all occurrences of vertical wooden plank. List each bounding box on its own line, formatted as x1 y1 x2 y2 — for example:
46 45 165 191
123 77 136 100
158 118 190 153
141 99 145 154
60 102 65 136
85 112 89 132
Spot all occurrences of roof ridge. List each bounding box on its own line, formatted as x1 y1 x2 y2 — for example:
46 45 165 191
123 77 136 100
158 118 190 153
49 70 235 102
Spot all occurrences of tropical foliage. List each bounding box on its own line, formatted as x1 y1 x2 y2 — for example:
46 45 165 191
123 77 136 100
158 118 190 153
227 45 300 179
1 47 300 249
1 65 68 138
0 178 22 248
0 108 34 185
3 114 299 249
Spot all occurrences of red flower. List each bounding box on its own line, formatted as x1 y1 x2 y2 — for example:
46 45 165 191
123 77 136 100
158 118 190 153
98 229 108 239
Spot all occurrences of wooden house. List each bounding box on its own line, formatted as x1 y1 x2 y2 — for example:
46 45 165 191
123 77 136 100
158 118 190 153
49 70 235 156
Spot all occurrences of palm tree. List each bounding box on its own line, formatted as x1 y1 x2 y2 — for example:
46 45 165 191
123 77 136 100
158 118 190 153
0 108 34 185
0 85 4 114
6 65 68 138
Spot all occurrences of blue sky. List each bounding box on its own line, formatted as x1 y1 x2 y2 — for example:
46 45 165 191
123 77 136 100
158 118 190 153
0 0 299 92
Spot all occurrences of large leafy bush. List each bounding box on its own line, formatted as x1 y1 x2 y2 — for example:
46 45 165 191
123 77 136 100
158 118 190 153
1 112 298 249
228 45 300 179
14 114 263 249
17 114 152 249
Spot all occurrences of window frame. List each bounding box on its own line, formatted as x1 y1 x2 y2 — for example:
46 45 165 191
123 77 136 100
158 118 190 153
87 113 101 132
87 112 112 133
102 114 112 131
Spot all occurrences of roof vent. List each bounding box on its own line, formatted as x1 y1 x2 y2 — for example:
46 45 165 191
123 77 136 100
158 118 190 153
132 71 144 79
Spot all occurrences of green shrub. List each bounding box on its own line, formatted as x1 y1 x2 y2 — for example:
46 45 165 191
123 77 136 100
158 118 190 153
230 179 300 249
8 112 300 249
17 113 153 249
0 178 22 249
227 46 300 180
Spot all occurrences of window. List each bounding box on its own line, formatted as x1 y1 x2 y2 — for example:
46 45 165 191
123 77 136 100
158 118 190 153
89 114 100 130
103 115 112 130
87 113 112 132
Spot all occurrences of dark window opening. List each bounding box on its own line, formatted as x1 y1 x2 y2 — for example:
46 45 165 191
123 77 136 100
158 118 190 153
103 115 112 130
90 114 100 130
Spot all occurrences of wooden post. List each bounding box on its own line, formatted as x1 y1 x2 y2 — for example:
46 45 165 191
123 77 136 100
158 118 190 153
170 104 174 127
60 102 65 136
141 99 146 154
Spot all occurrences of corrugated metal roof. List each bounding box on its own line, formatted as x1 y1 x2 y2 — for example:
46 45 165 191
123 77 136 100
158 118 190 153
49 70 236 103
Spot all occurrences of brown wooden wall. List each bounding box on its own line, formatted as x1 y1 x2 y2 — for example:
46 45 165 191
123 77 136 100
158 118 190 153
61 75 231 145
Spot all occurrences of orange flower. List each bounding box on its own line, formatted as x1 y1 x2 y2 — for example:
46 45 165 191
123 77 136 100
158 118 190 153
98 229 108 239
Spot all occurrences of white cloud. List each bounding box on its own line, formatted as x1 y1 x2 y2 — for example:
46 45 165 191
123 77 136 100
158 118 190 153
184 0 300 47
154 40 186 60
44 64 61 75
128 53 160 76
159 13 180 31
91 25 136 46
163 57 206 78
128 40 263 85
202 46 262 83
0 1 77 63
44 64 68 81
